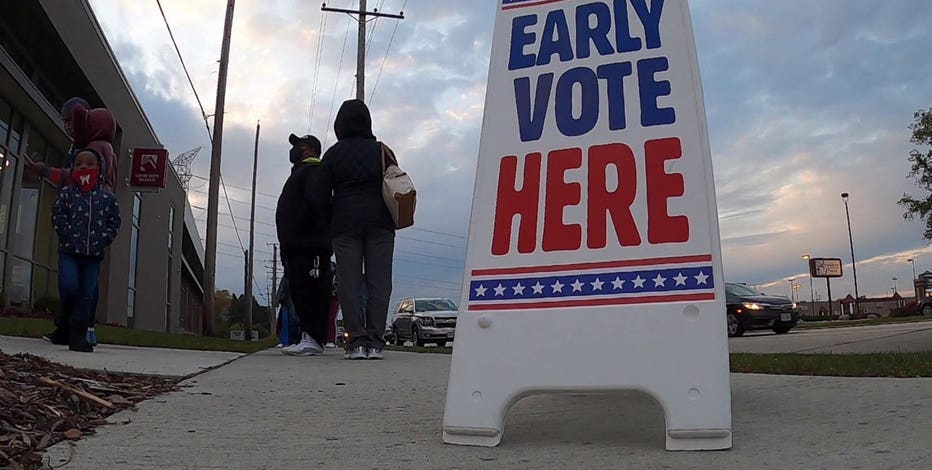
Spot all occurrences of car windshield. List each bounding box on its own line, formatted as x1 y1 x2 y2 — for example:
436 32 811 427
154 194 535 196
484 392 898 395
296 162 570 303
415 299 458 312
726 284 763 296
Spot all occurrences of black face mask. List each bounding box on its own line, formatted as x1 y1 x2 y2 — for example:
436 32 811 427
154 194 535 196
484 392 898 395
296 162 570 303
289 146 304 164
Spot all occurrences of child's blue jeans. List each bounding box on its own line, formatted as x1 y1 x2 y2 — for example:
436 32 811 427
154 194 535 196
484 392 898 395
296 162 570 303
58 253 102 332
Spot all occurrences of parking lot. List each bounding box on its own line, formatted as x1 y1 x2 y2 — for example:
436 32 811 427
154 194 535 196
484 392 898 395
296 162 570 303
727 321 932 354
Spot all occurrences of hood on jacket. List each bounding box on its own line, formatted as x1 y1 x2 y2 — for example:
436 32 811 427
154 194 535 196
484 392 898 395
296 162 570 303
71 104 116 148
60 97 90 121
334 99 375 141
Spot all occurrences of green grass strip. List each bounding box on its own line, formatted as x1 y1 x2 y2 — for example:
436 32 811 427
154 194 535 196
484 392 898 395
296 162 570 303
0 317 276 354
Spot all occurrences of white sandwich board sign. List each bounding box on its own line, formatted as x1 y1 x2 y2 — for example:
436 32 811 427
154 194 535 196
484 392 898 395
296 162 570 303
443 0 732 450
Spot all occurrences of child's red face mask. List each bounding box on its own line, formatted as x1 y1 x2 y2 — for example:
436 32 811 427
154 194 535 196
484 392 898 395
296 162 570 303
73 168 100 192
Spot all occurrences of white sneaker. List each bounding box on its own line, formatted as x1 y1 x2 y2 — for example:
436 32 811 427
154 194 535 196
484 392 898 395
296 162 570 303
275 344 283 348
282 333 324 356
367 348 384 360
324 343 337 349
344 346 367 360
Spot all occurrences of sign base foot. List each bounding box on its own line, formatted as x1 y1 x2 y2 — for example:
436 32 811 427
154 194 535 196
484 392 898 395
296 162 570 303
442 428 502 447
666 429 732 451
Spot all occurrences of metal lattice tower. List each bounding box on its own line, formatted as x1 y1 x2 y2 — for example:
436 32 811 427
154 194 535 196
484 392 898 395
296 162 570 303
171 146 202 191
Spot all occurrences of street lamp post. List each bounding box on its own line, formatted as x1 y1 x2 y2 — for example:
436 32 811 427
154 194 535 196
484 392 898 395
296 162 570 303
892 277 898 294
907 258 917 280
788 278 795 301
841 193 861 315
802 254 815 313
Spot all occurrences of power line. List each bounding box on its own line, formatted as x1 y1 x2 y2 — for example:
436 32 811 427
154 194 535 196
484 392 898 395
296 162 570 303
410 227 466 239
218 241 273 256
369 0 407 105
220 174 246 251
307 7 328 132
395 249 463 263
155 0 212 138
394 257 461 270
364 0 387 55
191 174 279 199
190 205 276 228
397 235 462 248
395 273 461 287
189 187 276 212
155 0 266 305
323 13 354 149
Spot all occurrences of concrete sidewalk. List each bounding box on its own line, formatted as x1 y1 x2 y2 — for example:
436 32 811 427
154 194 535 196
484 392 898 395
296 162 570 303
0 335 243 377
44 348 931 469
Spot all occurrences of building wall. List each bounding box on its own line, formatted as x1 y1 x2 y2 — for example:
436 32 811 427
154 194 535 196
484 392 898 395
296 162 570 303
0 0 204 334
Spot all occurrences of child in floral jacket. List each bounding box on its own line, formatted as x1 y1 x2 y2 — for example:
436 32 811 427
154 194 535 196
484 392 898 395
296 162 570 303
51 148 121 352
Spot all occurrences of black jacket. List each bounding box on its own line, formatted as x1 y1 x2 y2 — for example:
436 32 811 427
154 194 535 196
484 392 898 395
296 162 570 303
318 100 395 236
276 159 331 254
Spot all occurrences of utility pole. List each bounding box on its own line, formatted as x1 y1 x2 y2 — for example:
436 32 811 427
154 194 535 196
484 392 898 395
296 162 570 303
203 0 236 336
245 120 260 341
321 1 404 101
243 249 250 339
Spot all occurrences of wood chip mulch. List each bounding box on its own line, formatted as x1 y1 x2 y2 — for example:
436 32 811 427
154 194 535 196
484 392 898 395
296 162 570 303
0 351 178 470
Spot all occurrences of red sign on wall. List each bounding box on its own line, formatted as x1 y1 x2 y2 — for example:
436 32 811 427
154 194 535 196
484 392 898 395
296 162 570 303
130 148 169 190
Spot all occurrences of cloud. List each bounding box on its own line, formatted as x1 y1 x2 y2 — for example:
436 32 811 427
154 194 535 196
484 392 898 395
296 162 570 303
89 0 932 305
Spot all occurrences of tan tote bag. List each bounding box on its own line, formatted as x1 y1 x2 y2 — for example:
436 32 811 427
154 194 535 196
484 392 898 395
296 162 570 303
380 142 416 229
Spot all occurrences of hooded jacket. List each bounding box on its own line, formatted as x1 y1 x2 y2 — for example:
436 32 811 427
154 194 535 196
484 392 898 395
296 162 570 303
318 99 395 236
43 105 118 193
52 149 122 258
275 150 331 254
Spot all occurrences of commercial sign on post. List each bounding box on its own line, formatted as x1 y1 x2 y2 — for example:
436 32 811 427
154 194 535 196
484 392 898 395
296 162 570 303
129 148 169 191
809 258 843 278
443 0 732 450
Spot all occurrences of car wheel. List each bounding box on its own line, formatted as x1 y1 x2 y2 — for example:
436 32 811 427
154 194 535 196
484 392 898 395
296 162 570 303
772 325 792 335
412 328 424 347
923 304 932 316
727 313 744 337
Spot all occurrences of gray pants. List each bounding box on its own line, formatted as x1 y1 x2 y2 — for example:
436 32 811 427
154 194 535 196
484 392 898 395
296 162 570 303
333 227 394 350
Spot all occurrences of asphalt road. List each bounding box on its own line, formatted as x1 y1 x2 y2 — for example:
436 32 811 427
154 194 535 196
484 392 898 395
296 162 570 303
728 321 932 354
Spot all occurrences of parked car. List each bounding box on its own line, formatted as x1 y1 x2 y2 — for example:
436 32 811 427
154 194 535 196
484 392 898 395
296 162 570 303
391 298 459 347
725 283 799 337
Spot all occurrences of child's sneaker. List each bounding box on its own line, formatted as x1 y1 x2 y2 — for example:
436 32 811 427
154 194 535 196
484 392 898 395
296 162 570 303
69 330 94 353
43 329 70 345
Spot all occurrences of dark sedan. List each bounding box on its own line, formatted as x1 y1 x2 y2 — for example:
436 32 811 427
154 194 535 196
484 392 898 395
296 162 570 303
725 283 799 337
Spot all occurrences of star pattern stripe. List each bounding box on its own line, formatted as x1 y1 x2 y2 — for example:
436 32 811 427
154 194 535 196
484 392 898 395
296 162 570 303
468 266 715 304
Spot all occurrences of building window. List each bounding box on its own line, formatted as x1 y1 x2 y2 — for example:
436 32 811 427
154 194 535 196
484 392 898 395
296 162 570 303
127 194 142 323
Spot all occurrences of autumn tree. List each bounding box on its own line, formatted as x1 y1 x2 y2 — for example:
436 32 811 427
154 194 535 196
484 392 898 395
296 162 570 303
899 106 932 239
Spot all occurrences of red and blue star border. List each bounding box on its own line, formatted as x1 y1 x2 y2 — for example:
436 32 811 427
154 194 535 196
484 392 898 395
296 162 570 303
468 254 717 311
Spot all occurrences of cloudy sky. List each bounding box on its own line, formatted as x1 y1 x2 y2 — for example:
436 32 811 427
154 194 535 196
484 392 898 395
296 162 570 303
86 0 932 307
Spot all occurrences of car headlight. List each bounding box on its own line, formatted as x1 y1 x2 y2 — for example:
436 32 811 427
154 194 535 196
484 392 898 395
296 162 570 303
418 317 434 326
742 302 764 311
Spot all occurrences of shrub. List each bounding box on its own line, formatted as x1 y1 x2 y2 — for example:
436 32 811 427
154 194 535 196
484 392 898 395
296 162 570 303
800 315 840 322
890 301 919 318
33 296 60 315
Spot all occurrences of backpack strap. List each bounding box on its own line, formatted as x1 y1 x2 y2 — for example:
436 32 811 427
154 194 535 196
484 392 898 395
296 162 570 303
379 141 398 173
